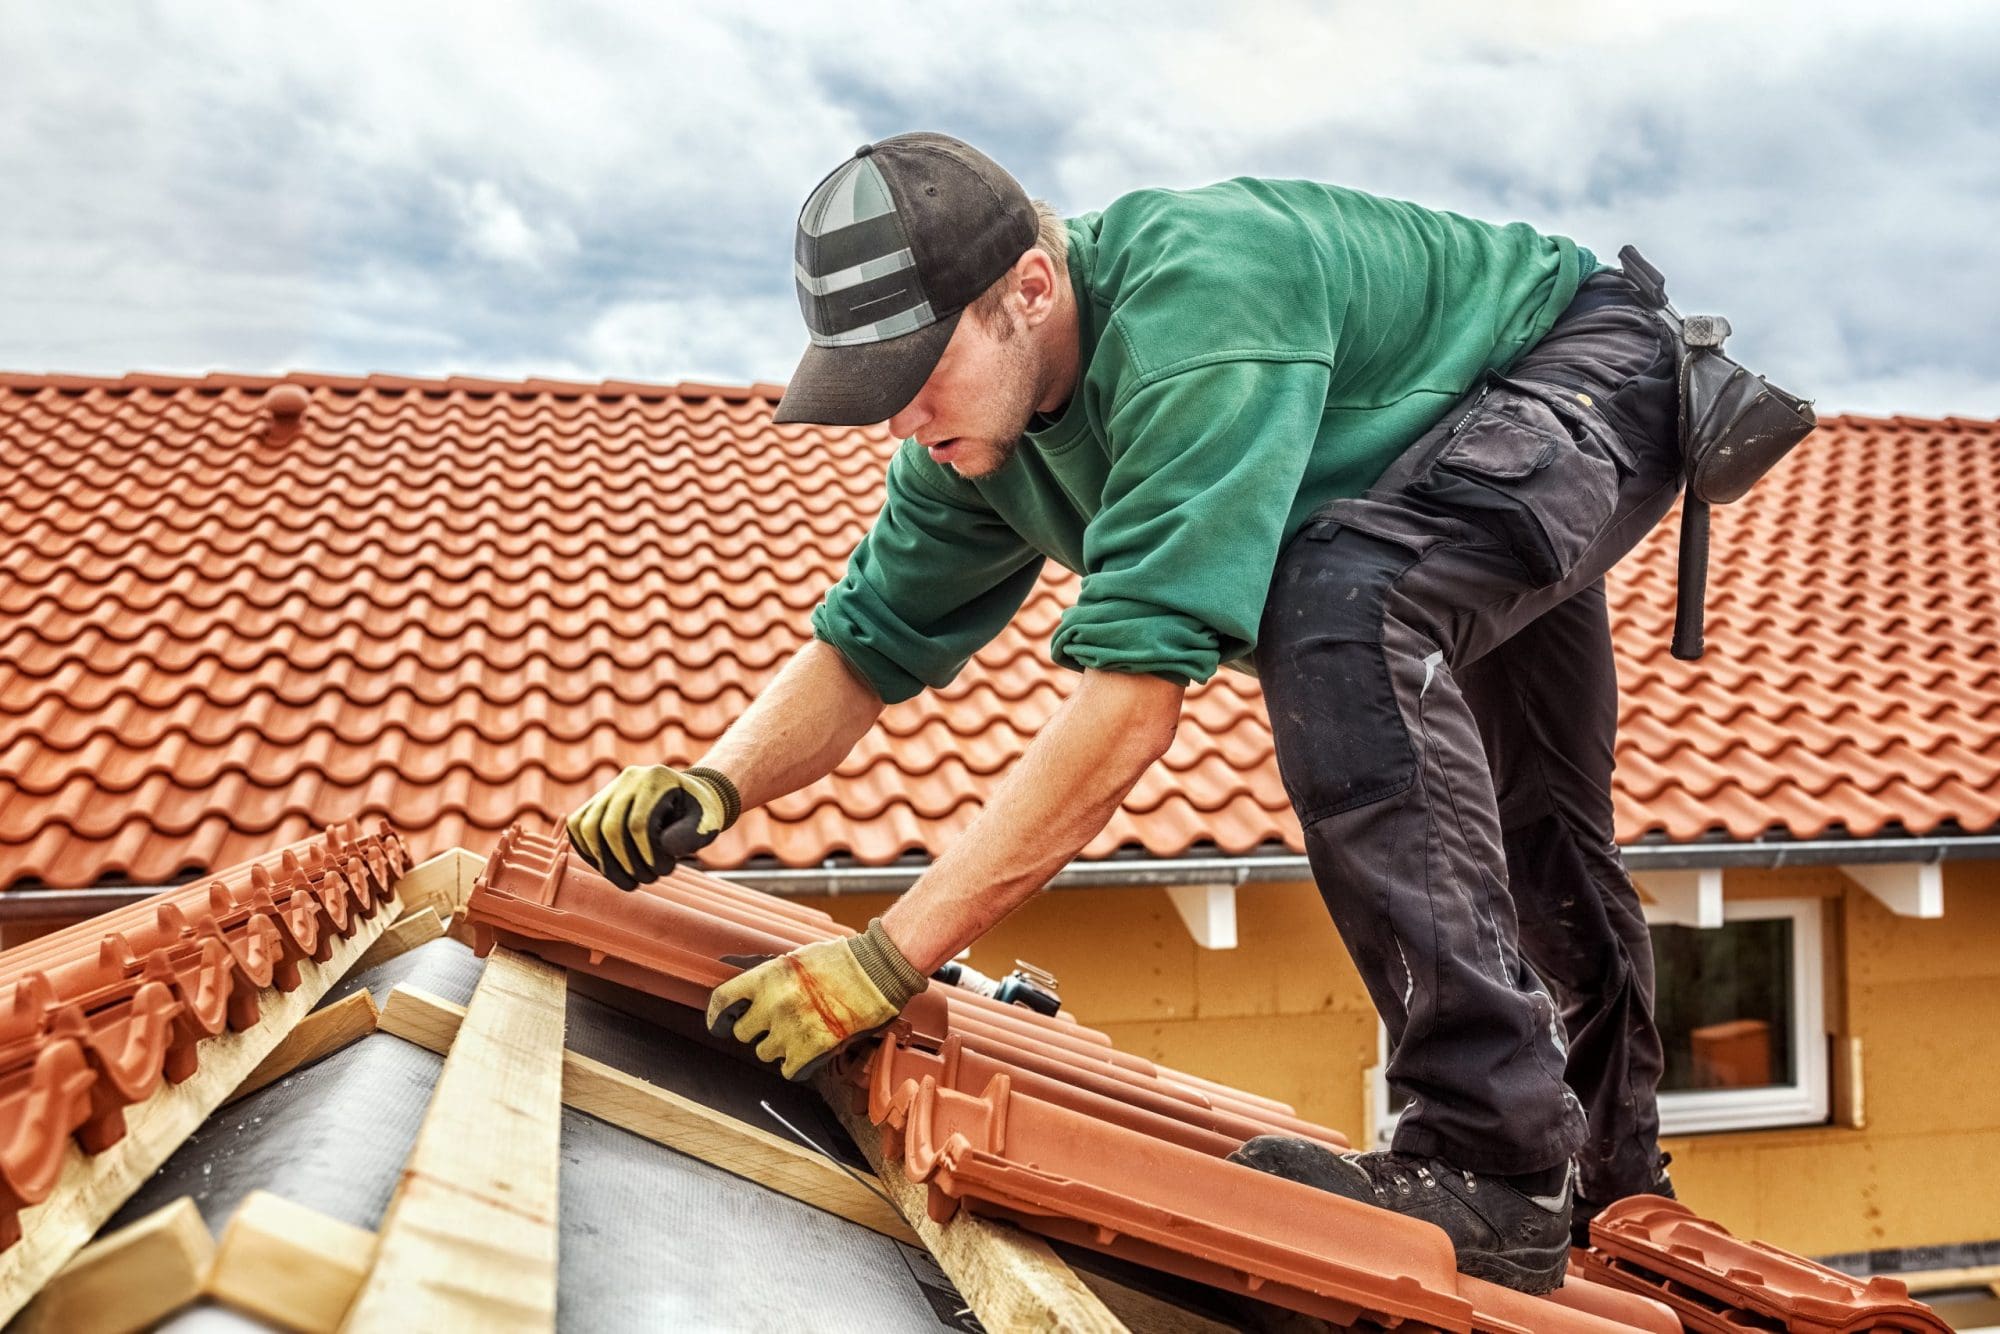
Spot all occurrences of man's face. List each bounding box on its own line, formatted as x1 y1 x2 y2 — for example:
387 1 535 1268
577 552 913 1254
885 302 1042 480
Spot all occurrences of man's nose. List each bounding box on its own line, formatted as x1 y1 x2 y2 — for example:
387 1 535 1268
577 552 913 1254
887 396 929 439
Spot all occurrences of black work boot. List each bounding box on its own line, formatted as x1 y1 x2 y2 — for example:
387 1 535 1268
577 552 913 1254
1571 1151 1675 1248
1228 1136 1572 1294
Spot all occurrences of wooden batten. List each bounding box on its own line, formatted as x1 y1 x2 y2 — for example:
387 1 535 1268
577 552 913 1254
342 947 565 1332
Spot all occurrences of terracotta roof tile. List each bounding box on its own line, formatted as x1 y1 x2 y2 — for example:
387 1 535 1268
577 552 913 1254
464 825 1872 1330
1578 1196 1950 1332
0 819 409 1248
3 370 1997 888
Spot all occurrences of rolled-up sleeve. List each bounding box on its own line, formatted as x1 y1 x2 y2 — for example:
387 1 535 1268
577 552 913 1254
812 441 1045 704
1050 358 1330 683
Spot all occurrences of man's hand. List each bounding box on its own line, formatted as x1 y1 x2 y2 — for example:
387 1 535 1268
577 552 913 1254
704 920 928 1079
566 764 740 890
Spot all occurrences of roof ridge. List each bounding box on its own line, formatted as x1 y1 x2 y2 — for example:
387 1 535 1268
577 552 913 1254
0 369 789 403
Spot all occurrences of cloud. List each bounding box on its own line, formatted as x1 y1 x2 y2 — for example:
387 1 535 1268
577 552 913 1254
447 181 579 269
0 0 1993 415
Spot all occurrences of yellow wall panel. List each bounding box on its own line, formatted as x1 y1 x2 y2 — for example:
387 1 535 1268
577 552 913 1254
1189 882 1369 1019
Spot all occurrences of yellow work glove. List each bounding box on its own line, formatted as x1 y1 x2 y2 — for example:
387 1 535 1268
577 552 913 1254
566 764 740 891
704 919 928 1080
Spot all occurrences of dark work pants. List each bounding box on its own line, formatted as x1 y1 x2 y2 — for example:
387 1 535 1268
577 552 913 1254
1253 269 1678 1199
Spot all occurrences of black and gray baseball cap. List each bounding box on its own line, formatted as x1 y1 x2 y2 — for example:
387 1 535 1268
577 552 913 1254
774 132 1038 426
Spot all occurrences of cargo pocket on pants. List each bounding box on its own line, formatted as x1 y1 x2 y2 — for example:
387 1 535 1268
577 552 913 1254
1258 507 1436 824
1413 374 1622 587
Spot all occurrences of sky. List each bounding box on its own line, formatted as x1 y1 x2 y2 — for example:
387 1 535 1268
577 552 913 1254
2 1 1995 417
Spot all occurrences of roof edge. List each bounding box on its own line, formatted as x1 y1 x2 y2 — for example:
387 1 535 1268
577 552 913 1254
3 370 1995 430
0 368 789 404
711 830 2000 895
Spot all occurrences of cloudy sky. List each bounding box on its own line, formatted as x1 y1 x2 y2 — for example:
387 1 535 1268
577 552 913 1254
3 1 1994 416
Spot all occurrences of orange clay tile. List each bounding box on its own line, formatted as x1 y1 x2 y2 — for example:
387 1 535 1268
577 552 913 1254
0 819 408 1248
4 371 1997 890
1577 1196 1950 1332
465 826 1351 1153
464 825 1700 1331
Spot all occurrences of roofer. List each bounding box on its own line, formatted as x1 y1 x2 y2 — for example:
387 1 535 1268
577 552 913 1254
567 132 1681 1293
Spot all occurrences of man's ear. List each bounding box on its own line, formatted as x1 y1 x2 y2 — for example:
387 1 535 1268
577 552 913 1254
1014 248 1059 327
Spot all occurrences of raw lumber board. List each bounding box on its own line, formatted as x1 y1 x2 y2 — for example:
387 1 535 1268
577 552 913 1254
1073 1270 1247 1334
377 983 915 1244
227 989 380 1105
209 1190 375 1334
350 907 444 974
818 1077 1129 1334
13 1196 213 1334
387 848 486 924
342 946 565 1333
0 898 396 1324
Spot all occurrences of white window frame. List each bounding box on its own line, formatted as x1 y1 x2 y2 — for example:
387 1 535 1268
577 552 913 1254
1367 895 1828 1145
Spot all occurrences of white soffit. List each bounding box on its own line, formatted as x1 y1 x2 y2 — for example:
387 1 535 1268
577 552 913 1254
1840 861 1944 918
1632 868 1725 928
1165 883 1238 950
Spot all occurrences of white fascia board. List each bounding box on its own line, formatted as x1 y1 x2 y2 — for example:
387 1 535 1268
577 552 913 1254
1632 867 1725 928
1165 883 1238 950
1840 861 1944 918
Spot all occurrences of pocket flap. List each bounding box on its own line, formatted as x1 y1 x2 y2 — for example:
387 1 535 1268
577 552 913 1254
1435 385 1568 480
1303 497 1449 556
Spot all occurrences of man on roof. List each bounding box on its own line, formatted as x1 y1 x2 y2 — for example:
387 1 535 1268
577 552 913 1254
568 132 1681 1293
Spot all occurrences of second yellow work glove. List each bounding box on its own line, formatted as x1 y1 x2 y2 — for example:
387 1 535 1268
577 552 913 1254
704 919 929 1080
566 764 740 891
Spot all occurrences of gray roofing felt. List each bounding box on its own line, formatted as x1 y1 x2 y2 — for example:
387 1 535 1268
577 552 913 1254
106 937 977 1333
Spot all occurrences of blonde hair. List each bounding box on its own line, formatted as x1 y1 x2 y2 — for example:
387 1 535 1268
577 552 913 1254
966 199 1069 328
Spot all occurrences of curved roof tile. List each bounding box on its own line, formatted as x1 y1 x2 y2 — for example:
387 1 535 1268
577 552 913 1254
1 370 1996 887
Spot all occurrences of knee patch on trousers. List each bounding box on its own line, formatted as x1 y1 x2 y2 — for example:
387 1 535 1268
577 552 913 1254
1258 524 1423 824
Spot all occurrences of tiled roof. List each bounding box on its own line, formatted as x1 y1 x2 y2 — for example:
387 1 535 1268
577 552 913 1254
3 370 1996 889
466 826 1690 1331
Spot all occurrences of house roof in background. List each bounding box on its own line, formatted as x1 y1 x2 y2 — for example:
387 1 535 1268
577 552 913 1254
2 370 1996 889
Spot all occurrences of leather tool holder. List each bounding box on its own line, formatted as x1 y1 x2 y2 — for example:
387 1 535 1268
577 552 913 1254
1617 246 1818 660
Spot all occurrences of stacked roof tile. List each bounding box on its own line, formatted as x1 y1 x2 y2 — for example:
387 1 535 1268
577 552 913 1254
0 819 409 1247
1578 1196 1951 1332
456 825 1957 1331
3 370 1996 891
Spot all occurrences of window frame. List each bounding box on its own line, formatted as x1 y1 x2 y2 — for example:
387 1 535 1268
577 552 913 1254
1367 894 1829 1145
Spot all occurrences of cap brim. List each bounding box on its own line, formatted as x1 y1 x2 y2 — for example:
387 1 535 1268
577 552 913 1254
772 311 960 426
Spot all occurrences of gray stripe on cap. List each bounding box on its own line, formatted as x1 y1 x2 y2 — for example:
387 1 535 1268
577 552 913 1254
809 300 937 348
794 247 915 296
802 157 896 236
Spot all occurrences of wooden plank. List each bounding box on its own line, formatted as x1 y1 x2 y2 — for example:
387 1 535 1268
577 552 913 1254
209 1190 375 1334
455 850 488 910
0 899 395 1324
1074 1269 1244 1334
818 1079 1128 1334
228 989 380 1105
350 907 444 974
14 1196 213 1334
342 947 565 1333
387 850 466 924
377 984 915 1244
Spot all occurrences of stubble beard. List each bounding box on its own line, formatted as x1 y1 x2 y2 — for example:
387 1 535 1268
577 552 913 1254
951 324 1042 480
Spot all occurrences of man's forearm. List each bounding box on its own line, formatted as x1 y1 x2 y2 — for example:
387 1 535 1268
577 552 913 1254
696 639 886 812
881 669 1184 972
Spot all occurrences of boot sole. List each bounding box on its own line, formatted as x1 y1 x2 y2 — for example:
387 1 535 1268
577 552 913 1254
1457 1240 1570 1295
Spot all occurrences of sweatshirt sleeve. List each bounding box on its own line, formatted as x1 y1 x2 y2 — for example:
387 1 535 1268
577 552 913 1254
812 440 1046 704
1050 357 1330 684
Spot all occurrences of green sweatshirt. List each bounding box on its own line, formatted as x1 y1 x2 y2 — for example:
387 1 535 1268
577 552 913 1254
812 177 1597 704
